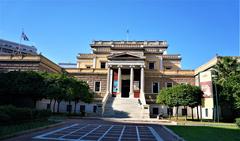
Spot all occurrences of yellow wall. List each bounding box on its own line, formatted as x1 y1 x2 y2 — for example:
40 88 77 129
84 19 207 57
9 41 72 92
202 98 214 108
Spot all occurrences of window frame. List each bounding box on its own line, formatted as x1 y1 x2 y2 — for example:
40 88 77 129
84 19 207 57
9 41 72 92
148 62 155 70
152 82 159 94
100 62 106 69
94 81 101 93
205 108 208 117
165 82 173 88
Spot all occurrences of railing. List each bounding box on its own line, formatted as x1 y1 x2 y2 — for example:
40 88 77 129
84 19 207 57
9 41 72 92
101 92 111 116
65 68 107 74
145 70 194 76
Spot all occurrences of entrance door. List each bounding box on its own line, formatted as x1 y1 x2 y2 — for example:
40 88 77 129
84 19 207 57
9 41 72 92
122 80 130 97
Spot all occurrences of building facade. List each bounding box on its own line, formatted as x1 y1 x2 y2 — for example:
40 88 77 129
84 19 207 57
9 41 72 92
0 39 37 55
65 40 195 118
1 39 223 119
0 54 63 73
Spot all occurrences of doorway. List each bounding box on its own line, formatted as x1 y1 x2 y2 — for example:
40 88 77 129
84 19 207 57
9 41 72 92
122 80 130 97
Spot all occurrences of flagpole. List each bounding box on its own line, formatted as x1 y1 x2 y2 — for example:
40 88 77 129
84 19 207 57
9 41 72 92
126 29 129 42
18 31 22 55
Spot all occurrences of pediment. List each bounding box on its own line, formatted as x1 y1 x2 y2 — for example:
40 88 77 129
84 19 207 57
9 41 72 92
108 52 145 60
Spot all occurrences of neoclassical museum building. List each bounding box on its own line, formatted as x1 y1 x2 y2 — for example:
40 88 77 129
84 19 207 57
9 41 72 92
0 39 217 119
64 40 195 118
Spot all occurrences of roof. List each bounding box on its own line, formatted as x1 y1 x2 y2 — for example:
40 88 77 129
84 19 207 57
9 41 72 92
90 40 168 48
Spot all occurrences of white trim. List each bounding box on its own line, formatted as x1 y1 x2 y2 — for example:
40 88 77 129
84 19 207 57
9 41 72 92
94 81 101 93
108 61 145 66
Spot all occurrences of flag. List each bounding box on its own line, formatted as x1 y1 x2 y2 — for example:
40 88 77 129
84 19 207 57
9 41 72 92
126 29 129 34
21 32 29 41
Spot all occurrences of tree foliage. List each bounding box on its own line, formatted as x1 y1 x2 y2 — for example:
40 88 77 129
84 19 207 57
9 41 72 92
214 57 240 120
0 71 93 112
156 84 202 120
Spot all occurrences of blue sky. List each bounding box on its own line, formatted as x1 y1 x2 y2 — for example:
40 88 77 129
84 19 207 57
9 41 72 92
0 0 239 69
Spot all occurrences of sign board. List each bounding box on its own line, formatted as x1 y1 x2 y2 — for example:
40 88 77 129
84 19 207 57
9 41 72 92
199 71 213 98
134 81 140 90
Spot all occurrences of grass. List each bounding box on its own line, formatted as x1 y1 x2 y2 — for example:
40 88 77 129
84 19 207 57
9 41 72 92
167 125 240 141
0 120 57 138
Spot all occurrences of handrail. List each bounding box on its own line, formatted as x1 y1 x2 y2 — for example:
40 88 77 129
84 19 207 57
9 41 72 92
101 92 110 116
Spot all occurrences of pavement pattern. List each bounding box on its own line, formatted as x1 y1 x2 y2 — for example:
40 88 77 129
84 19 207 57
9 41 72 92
33 123 163 141
3 119 179 141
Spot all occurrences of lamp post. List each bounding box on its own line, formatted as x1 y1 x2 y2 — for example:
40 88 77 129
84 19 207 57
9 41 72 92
212 72 219 123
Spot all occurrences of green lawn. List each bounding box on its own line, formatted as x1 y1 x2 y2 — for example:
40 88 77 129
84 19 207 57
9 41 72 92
167 125 240 141
0 120 56 138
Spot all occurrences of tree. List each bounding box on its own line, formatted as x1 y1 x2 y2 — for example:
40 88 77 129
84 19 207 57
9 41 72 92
41 73 62 112
214 57 240 85
0 71 45 107
214 57 240 121
157 84 202 120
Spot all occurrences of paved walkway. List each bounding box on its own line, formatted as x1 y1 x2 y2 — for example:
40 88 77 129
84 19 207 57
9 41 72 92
3 118 180 141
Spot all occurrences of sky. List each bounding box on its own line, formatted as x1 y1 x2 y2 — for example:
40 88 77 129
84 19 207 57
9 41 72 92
0 0 239 69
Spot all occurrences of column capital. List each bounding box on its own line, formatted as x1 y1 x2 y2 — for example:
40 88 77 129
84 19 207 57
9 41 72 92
129 65 135 68
107 64 112 68
117 65 122 68
140 65 145 68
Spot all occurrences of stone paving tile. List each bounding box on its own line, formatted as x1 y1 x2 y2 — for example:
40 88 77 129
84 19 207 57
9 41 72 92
33 124 162 141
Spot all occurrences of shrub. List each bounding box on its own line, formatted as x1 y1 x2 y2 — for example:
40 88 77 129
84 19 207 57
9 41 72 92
0 105 52 124
0 112 10 124
33 109 51 119
236 118 240 128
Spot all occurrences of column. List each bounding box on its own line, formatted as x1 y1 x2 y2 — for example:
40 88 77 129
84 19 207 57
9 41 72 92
117 66 122 97
109 69 113 94
106 66 111 94
160 56 163 70
140 65 145 94
129 66 134 98
93 57 96 68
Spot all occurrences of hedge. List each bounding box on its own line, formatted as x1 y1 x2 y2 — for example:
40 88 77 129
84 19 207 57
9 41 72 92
236 118 240 128
0 105 51 125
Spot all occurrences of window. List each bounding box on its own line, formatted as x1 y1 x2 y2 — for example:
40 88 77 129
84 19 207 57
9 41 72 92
66 105 72 112
47 104 50 110
80 105 85 112
94 81 101 92
93 106 97 113
205 109 208 117
100 62 106 69
149 62 155 69
152 82 159 93
153 108 159 115
166 82 173 88
167 108 173 115
165 66 172 70
86 66 91 69
182 109 187 116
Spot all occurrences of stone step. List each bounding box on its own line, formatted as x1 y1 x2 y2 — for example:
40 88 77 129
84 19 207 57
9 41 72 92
103 97 147 118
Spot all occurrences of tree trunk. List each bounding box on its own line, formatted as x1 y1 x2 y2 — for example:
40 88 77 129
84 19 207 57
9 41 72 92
68 100 71 114
49 99 52 111
176 106 179 120
191 107 194 120
184 106 187 121
53 100 56 113
197 106 199 120
57 101 61 113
